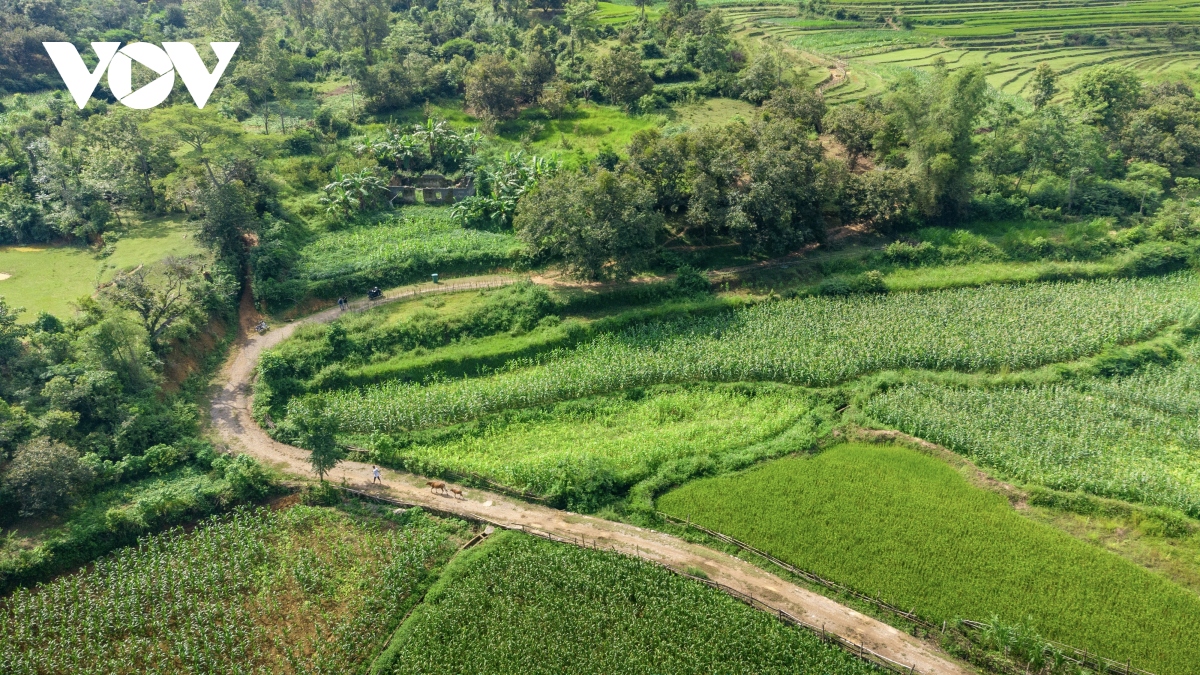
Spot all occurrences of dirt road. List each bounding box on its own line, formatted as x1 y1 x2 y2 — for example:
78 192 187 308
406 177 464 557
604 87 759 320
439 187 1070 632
209 277 974 675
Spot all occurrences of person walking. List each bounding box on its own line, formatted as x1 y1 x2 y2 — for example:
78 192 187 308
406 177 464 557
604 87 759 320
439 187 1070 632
372 465 382 484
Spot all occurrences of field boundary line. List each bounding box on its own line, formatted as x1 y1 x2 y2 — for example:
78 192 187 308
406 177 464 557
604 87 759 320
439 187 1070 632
658 512 1158 675
330 485 924 674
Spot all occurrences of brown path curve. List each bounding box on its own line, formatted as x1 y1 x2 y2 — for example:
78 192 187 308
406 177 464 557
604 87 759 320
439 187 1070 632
209 276 975 675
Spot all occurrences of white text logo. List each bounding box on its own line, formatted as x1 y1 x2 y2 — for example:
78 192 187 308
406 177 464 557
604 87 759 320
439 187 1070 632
42 42 239 110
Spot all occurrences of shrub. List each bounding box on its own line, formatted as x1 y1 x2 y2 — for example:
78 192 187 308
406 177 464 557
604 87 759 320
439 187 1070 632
3 439 94 516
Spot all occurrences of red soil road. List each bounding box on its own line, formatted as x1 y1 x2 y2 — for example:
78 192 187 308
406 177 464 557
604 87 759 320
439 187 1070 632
209 276 975 675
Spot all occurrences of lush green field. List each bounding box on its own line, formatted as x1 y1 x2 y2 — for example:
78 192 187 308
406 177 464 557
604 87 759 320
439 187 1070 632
372 530 881 675
0 215 202 320
0 505 459 675
718 1 1200 104
658 444 1200 675
297 211 521 297
356 383 825 508
865 344 1200 516
307 275 1200 433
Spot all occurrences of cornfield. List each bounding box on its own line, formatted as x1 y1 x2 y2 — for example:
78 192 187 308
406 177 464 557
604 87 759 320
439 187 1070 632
298 216 521 282
0 506 455 675
377 531 882 675
864 357 1200 516
306 275 1200 433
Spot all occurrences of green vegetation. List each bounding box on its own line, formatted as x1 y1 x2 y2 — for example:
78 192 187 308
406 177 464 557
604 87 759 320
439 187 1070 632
357 382 825 509
1 458 274 594
865 343 1200 516
372 530 881 675
295 213 521 299
302 275 1199 433
0 504 462 674
0 216 202 321
658 443 1200 675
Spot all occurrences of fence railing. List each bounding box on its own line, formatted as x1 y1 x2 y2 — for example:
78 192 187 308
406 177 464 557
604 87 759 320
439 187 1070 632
658 512 1158 675
339 277 517 315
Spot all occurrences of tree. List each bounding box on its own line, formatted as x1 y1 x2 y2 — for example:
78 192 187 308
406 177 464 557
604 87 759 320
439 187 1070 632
316 0 389 64
148 106 247 187
198 182 257 264
104 257 203 350
825 104 880 169
1029 63 1057 110
465 53 520 121
738 52 781 105
320 167 387 217
1072 66 1142 133
764 85 826 131
515 169 662 280
290 399 343 481
887 65 989 220
1124 161 1171 215
3 438 94 516
593 47 654 108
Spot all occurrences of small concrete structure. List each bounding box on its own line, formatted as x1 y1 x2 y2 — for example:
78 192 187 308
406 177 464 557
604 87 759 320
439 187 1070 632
388 174 475 206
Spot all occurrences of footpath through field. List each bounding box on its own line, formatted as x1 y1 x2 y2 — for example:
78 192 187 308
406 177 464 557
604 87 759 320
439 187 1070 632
209 275 974 675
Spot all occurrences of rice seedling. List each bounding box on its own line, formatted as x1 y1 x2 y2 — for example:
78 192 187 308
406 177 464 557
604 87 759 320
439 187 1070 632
658 444 1200 675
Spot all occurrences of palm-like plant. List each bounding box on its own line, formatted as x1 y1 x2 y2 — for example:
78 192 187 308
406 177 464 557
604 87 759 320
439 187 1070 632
451 152 560 230
320 167 387 217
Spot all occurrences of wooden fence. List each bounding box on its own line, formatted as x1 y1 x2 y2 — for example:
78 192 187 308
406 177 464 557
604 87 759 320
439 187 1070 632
658 512 1158 675
339 277 517 315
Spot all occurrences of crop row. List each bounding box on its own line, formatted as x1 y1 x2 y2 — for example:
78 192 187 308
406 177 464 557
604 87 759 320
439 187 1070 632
306 275 1200 434
0 506 453 675
658 444 1200 675
375 530 882 674
864 355 1200 516
297 215 521 283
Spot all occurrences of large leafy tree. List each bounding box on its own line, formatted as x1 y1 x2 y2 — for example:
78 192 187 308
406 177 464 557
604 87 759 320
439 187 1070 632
887 64 989 220
515 169 662 280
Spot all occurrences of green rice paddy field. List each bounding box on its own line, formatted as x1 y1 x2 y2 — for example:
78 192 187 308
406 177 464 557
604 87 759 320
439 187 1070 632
715 0 1200 104
658 443 1200 675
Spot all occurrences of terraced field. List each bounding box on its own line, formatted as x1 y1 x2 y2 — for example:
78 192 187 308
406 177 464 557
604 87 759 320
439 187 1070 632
716 0 1200 104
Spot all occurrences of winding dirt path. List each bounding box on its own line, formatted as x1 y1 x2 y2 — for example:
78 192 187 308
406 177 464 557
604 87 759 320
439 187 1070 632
209 277 974 675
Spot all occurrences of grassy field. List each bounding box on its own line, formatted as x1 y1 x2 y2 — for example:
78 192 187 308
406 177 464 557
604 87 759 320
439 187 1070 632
308 275 1200 433
0 505 461 675
658 443 1200 675
372 530 882 675
0 215 202 320
353 383 825 508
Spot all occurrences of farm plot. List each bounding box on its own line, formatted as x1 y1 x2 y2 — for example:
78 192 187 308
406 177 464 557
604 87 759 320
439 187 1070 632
864 353 1200 516
0 506 459 675
296 213 521 298
305 275 1200 434
353 383 824 508
658 444 1200 675
373 530 882 675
